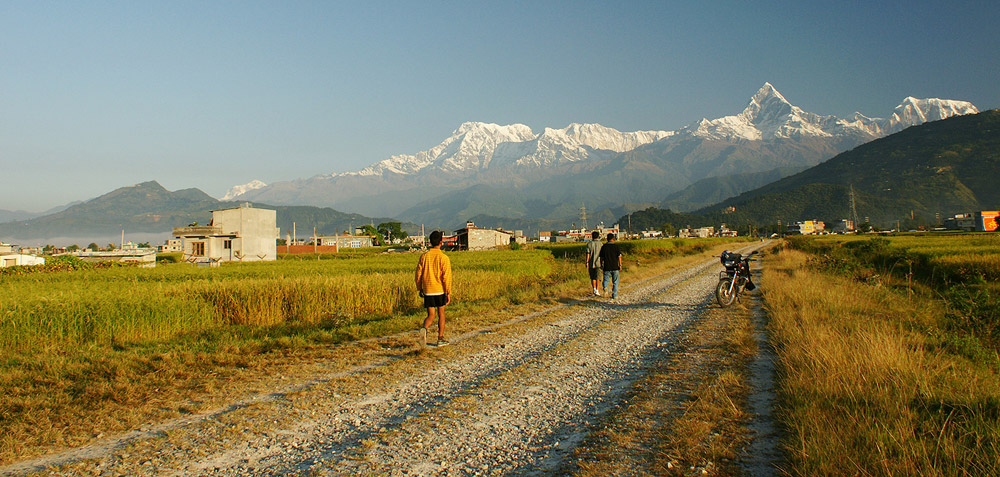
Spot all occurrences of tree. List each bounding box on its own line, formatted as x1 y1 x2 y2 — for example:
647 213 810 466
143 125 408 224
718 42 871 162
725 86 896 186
661 223 677 237
361 225 386 246
67 244 80 252
377 222 408 243
43 244 55 253
87 243 99 251
106 243 116 251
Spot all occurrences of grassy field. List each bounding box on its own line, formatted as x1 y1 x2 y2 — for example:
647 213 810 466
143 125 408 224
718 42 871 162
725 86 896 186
766 233 1000 475
0 237 744 465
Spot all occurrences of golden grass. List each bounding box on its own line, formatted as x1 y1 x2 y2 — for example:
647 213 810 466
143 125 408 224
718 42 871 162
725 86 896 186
765 247 1000 475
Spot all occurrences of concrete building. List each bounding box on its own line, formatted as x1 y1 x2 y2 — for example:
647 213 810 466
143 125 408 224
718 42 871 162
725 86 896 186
717 224 738 237
318 234 375 249
786 220 825 235
976 211 999 232
944 213 976 231
158 239 182 253
454 221 513 251
173 204 278 264
829 219 856 233
1 253 45 267
677 226 715 238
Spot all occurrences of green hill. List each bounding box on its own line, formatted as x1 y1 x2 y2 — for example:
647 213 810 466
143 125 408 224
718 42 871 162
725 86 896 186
661 166 804 212
0 181 414 242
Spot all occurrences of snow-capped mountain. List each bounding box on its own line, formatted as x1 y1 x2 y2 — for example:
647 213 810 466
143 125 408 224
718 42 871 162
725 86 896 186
342 121 673 178
221 180 267 201
676 82 978 142
223 83 979 223
314 82 976 181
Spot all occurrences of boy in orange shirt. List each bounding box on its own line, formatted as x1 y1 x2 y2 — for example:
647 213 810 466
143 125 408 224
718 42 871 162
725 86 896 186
415 230 453 346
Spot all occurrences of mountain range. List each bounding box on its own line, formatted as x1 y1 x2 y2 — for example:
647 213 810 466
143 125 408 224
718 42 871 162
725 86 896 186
687 109 1000 227
2 84 985 244
224 83 978 229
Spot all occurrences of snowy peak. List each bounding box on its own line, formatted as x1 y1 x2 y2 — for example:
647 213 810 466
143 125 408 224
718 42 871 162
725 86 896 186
221 180 266 200
887 97 979 130
342 121 672 177
740 82 794 123
554 123 673 152
682 83 977 142
350 122 538 177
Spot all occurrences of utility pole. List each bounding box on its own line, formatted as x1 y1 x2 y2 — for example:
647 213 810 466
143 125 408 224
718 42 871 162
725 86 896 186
850 184 860 231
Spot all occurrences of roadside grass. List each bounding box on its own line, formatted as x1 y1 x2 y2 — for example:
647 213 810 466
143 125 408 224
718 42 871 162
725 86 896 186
787 233 1000 362
0 238 746 465
764 245 1000 475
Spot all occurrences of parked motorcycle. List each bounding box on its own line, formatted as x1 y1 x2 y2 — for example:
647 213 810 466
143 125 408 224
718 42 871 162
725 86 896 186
716 250 758 307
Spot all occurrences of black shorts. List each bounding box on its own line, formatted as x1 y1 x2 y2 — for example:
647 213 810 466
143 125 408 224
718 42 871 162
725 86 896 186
423 294 447 308
588 267 601 281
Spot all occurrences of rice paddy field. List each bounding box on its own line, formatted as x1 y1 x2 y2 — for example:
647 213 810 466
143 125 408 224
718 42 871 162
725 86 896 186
0 249 553 354
0 237 745 464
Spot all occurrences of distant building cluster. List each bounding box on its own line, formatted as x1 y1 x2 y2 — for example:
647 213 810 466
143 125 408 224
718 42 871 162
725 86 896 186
786 220 825 235
71 242 157 268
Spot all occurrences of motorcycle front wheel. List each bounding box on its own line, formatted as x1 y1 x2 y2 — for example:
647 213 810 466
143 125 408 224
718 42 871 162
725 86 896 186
716 278 737 307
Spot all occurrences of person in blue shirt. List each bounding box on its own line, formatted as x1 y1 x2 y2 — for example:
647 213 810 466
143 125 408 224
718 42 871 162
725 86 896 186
598 233 623 300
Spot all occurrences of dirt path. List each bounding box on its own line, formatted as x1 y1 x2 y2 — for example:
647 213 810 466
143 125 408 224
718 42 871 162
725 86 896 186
6 243 775 476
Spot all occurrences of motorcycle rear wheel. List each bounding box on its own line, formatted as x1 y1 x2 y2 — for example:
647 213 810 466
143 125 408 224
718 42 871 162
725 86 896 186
716 278 737 307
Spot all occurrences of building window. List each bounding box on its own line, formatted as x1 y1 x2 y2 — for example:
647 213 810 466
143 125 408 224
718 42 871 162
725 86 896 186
224 240 232 250
192 242 205 256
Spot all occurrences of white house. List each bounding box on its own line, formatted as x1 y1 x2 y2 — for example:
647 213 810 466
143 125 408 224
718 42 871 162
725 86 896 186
173 204 279 263
0 253 45 267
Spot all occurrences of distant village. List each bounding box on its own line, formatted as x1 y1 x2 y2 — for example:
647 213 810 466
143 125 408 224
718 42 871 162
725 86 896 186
2 204 997 269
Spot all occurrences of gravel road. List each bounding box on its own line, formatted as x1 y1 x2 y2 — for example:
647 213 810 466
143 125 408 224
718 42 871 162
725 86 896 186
8 244 769 476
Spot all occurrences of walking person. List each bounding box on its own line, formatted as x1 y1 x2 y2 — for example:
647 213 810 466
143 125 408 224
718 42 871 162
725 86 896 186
599 232 623 300
585 231 603 296
415 230 453 347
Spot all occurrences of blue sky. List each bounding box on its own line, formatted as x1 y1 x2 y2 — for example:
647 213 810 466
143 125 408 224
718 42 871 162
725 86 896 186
2 0 997 211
